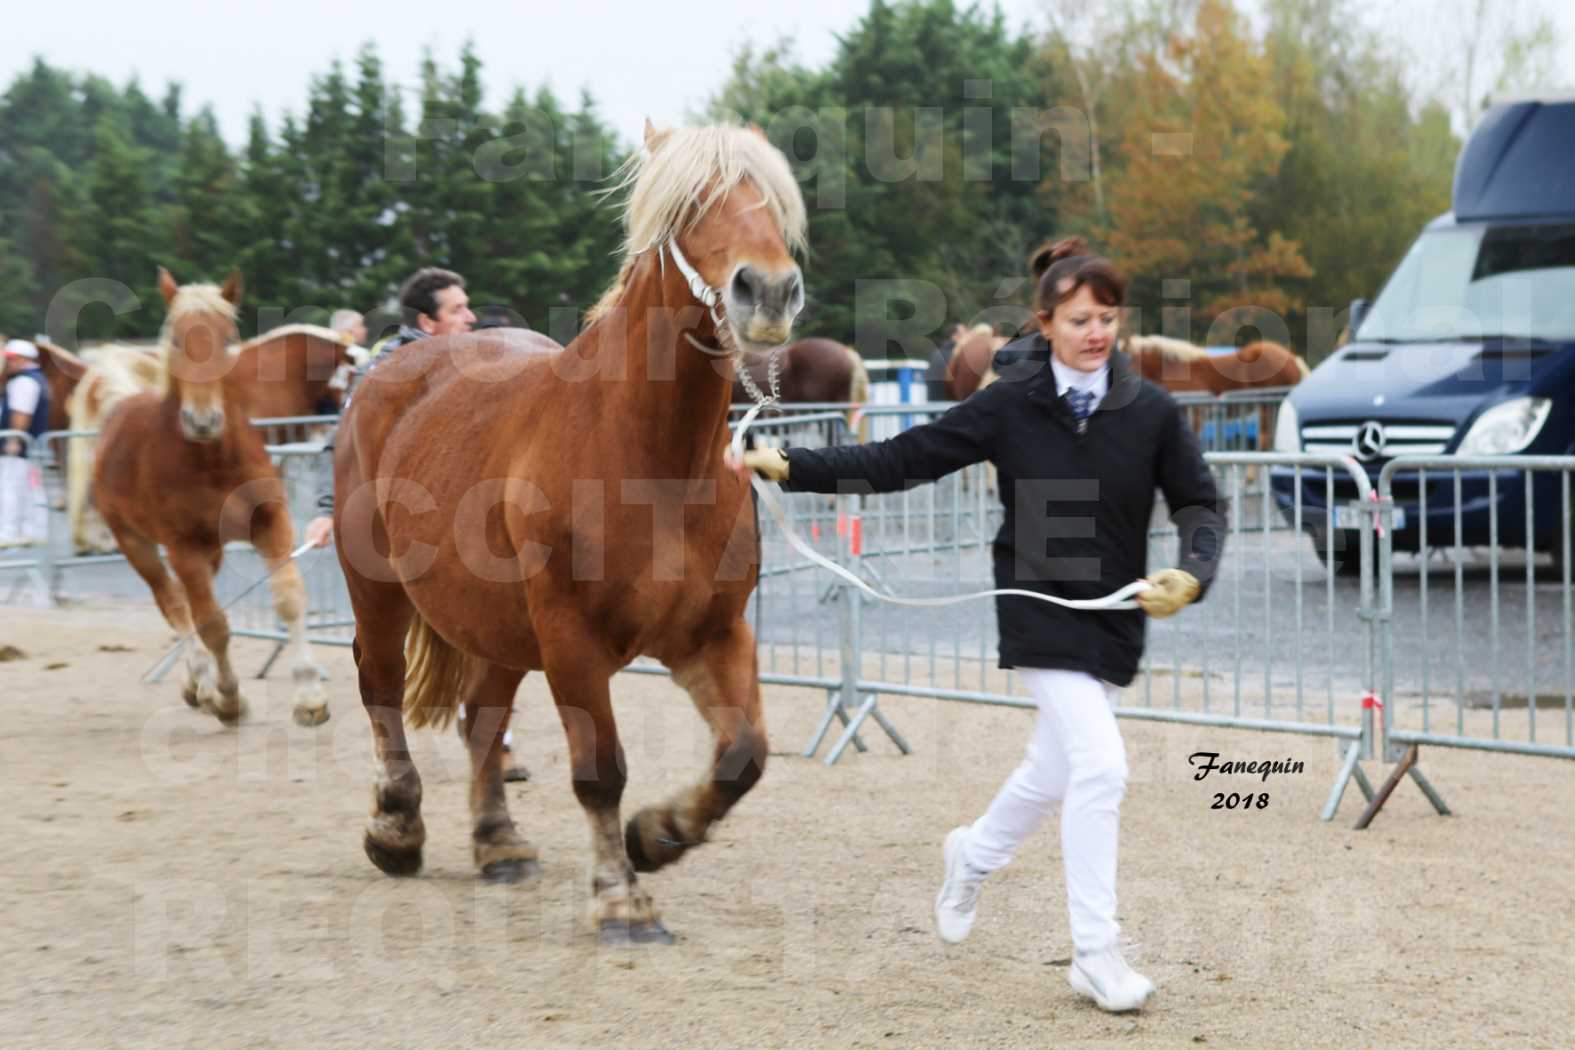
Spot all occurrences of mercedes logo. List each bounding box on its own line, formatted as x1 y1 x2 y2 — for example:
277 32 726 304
1353 420 1386 461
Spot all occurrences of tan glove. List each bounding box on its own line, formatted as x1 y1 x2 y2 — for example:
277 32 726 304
1137 568 1199 619
737 447 791 483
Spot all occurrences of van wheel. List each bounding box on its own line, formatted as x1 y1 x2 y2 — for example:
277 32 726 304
1309 528 1363 577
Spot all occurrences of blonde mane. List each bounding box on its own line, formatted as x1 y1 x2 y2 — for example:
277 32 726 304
238 323 345 351
586 123 807 325
156 283 239 395
1124 333 1210 363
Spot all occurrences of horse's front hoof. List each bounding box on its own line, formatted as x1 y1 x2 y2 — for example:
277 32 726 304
624 810 699 873
480 858 540 884
292 701 330 728
364 833 423 877
181 681 202 709
599 919 676 946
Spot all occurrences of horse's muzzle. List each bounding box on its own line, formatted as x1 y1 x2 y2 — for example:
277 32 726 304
180 407 225 443
727 264 803 349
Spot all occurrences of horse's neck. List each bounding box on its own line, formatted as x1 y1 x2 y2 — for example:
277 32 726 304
585 253 735 473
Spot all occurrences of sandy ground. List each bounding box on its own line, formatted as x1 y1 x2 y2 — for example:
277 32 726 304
4 602 1574 1050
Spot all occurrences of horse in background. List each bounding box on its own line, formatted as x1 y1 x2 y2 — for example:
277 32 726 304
33 339 87 433
67 323 358 553
92 268 329 728
1123 334 1309 457
943 323 1009 401
1123 334 1309 394
732 336 870 440
335 121 803 942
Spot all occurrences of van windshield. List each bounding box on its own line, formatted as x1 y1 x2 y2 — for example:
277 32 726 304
1357 222 1575 342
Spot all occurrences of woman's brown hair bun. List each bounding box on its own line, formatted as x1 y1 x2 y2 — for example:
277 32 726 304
1033 236 1125 318
1028 236 1090 281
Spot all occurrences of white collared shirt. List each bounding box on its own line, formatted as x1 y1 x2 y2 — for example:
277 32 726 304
1050 355 1109 404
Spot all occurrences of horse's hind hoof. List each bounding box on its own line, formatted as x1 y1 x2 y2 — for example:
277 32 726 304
480 858 540 884
502 762 530 783
599 919 676 946
364 834 423 877
292 702 330 728
181 682 201 709
211 696 247 727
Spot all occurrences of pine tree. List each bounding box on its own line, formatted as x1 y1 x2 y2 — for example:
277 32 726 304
169 109 242 282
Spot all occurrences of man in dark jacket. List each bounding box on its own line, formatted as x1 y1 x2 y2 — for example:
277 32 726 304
304 267 475 540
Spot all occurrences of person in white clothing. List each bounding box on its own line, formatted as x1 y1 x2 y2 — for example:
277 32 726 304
740 237 1226 1013
1 339 50 547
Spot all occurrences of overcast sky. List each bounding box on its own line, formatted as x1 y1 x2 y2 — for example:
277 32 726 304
9 0 1575 149
6 0 1042 147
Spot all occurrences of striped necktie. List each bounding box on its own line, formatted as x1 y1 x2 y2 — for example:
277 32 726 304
1066 388 1098 423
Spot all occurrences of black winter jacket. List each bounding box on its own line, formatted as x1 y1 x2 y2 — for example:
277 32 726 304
784 336 1226 686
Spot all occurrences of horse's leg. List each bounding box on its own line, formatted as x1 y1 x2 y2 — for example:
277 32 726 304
458 661 539 882
349 583 424 876
630 623 768 874
251 501 328 727
168 546 246 726
542 644 669 943
114 528 203 708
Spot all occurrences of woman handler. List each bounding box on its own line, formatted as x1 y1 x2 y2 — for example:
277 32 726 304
739 239 1226 1012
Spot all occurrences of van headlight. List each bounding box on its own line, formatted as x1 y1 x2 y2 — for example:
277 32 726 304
1455 397 1551 455
1273 399 1301 452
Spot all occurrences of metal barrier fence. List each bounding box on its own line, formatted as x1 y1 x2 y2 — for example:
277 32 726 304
1365 455 1575 821
2 416 342 602
19 393 1575 826
778 403 1381 819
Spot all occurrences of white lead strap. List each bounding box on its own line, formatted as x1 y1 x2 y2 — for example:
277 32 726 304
729 416 1151 612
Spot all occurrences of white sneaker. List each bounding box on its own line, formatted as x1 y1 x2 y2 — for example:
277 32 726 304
1069 946 1155 1012
933 825 985 944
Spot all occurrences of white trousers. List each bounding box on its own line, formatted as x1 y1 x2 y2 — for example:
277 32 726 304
963 668 1129 953
0 455 46 542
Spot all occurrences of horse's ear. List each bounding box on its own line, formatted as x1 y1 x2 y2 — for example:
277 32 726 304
747 121 766 139
220 269 243 306
157 267 179 306
643 117 670 152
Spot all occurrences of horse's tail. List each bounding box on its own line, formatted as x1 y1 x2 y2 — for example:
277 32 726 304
845 347 871 442
402 615 470 730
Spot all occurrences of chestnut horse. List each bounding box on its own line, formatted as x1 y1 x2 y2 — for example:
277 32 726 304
333 121 805 942
93 269 329 727
1123 334 1308 394
732 336 869 437
943 323 1009 401
1124 334 1308 456
68 324 357 553
34 339 87 433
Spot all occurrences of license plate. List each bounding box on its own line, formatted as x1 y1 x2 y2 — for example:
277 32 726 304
1333 503 1407 530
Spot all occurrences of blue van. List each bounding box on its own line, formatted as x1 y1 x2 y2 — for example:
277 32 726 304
1271 96 1575 572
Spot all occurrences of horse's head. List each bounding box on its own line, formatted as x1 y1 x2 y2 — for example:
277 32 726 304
626 121 807 354
157 266 241 443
